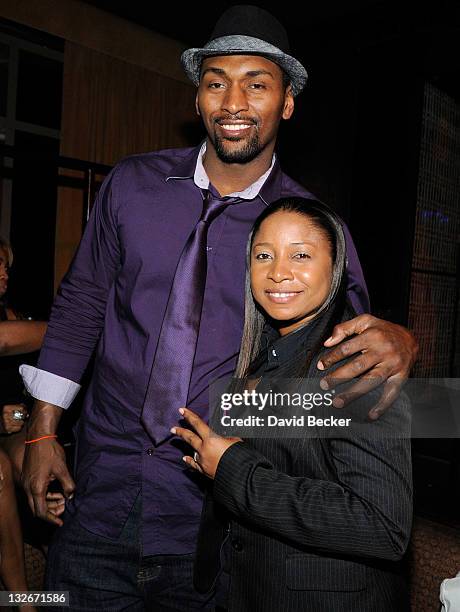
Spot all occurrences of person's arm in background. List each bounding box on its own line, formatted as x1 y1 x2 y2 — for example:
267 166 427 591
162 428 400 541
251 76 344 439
20 165 122 525
0 448 38 611
0 321 45 477
1 427 26 483
0 321 46 356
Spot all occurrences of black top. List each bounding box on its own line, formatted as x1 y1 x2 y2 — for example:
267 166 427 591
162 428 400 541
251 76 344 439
251 315 324 377
195 305 412 612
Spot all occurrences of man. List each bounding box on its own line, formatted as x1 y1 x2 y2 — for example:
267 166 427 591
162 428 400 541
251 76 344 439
20 6 417 611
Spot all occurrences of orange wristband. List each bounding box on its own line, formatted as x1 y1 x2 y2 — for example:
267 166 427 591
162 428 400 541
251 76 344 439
25 435 58 444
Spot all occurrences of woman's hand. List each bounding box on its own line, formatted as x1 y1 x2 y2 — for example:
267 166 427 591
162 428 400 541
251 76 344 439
171 408 242 479
1 403 28 434
46 491 66 521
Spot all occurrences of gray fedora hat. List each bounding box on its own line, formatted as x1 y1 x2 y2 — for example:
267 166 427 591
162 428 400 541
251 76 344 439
181 5 308 96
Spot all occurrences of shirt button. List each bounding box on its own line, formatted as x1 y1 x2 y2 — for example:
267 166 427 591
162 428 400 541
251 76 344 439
231 538 243 552
146 448 154 456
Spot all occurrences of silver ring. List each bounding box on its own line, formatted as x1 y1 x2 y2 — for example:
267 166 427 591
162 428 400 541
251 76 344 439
12 410 25 421
193 451 199 463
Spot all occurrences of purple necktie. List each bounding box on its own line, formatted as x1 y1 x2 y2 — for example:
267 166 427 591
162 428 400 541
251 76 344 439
141 191 239 444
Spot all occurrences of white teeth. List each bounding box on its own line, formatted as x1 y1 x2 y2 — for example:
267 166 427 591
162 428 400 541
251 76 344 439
221 124 252 131
269 292 298 298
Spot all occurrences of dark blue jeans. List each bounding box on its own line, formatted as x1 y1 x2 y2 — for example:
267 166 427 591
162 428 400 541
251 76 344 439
44 495 215 611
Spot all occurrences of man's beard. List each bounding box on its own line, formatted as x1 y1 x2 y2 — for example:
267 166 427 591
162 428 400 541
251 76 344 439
213 131 263 164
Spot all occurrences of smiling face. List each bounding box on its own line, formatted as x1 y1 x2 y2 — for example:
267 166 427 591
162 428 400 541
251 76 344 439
250 210 333 335
196 55 294 164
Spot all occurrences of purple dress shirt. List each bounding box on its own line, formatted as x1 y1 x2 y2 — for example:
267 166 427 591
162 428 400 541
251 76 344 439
32 144 369 555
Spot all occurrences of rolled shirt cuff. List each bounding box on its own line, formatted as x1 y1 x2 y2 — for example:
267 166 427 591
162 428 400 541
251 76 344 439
19 365 81 409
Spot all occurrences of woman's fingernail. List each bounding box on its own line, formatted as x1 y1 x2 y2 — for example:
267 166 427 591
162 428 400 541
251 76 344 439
324 337 333 345
170 427 176 434
179 408 185 415
317 361 325 371
333 397 344 408
319 378 329 390
182 456 188 463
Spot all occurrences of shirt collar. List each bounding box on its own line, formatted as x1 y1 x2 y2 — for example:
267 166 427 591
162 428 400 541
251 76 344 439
194 142 276 200
261 316 323 370
166 142 283 205
165 144 201 182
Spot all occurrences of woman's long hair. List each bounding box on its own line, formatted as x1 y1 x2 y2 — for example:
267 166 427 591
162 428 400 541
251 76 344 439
234 197 349 380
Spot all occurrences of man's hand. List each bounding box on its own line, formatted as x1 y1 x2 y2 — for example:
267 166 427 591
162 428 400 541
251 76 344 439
171 408 241 479
20 401 75 526
317 314 418 419
1 403 28 434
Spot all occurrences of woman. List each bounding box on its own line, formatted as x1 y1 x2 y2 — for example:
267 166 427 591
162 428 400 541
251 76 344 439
0 237 57 606
0 236 32 429
0 235 47 483
0 238 46 356
172 197 412 611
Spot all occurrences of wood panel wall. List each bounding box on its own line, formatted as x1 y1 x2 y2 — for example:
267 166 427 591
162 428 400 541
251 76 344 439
55 42 200 288
0 0 190 85
60 42 198 164
0 0 202 290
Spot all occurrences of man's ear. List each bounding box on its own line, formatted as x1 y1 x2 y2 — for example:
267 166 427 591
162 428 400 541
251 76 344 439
195 93 201 117
282 86 294 120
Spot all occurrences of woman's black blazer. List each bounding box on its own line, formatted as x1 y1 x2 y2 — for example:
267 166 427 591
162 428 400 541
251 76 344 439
194 344 413 612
